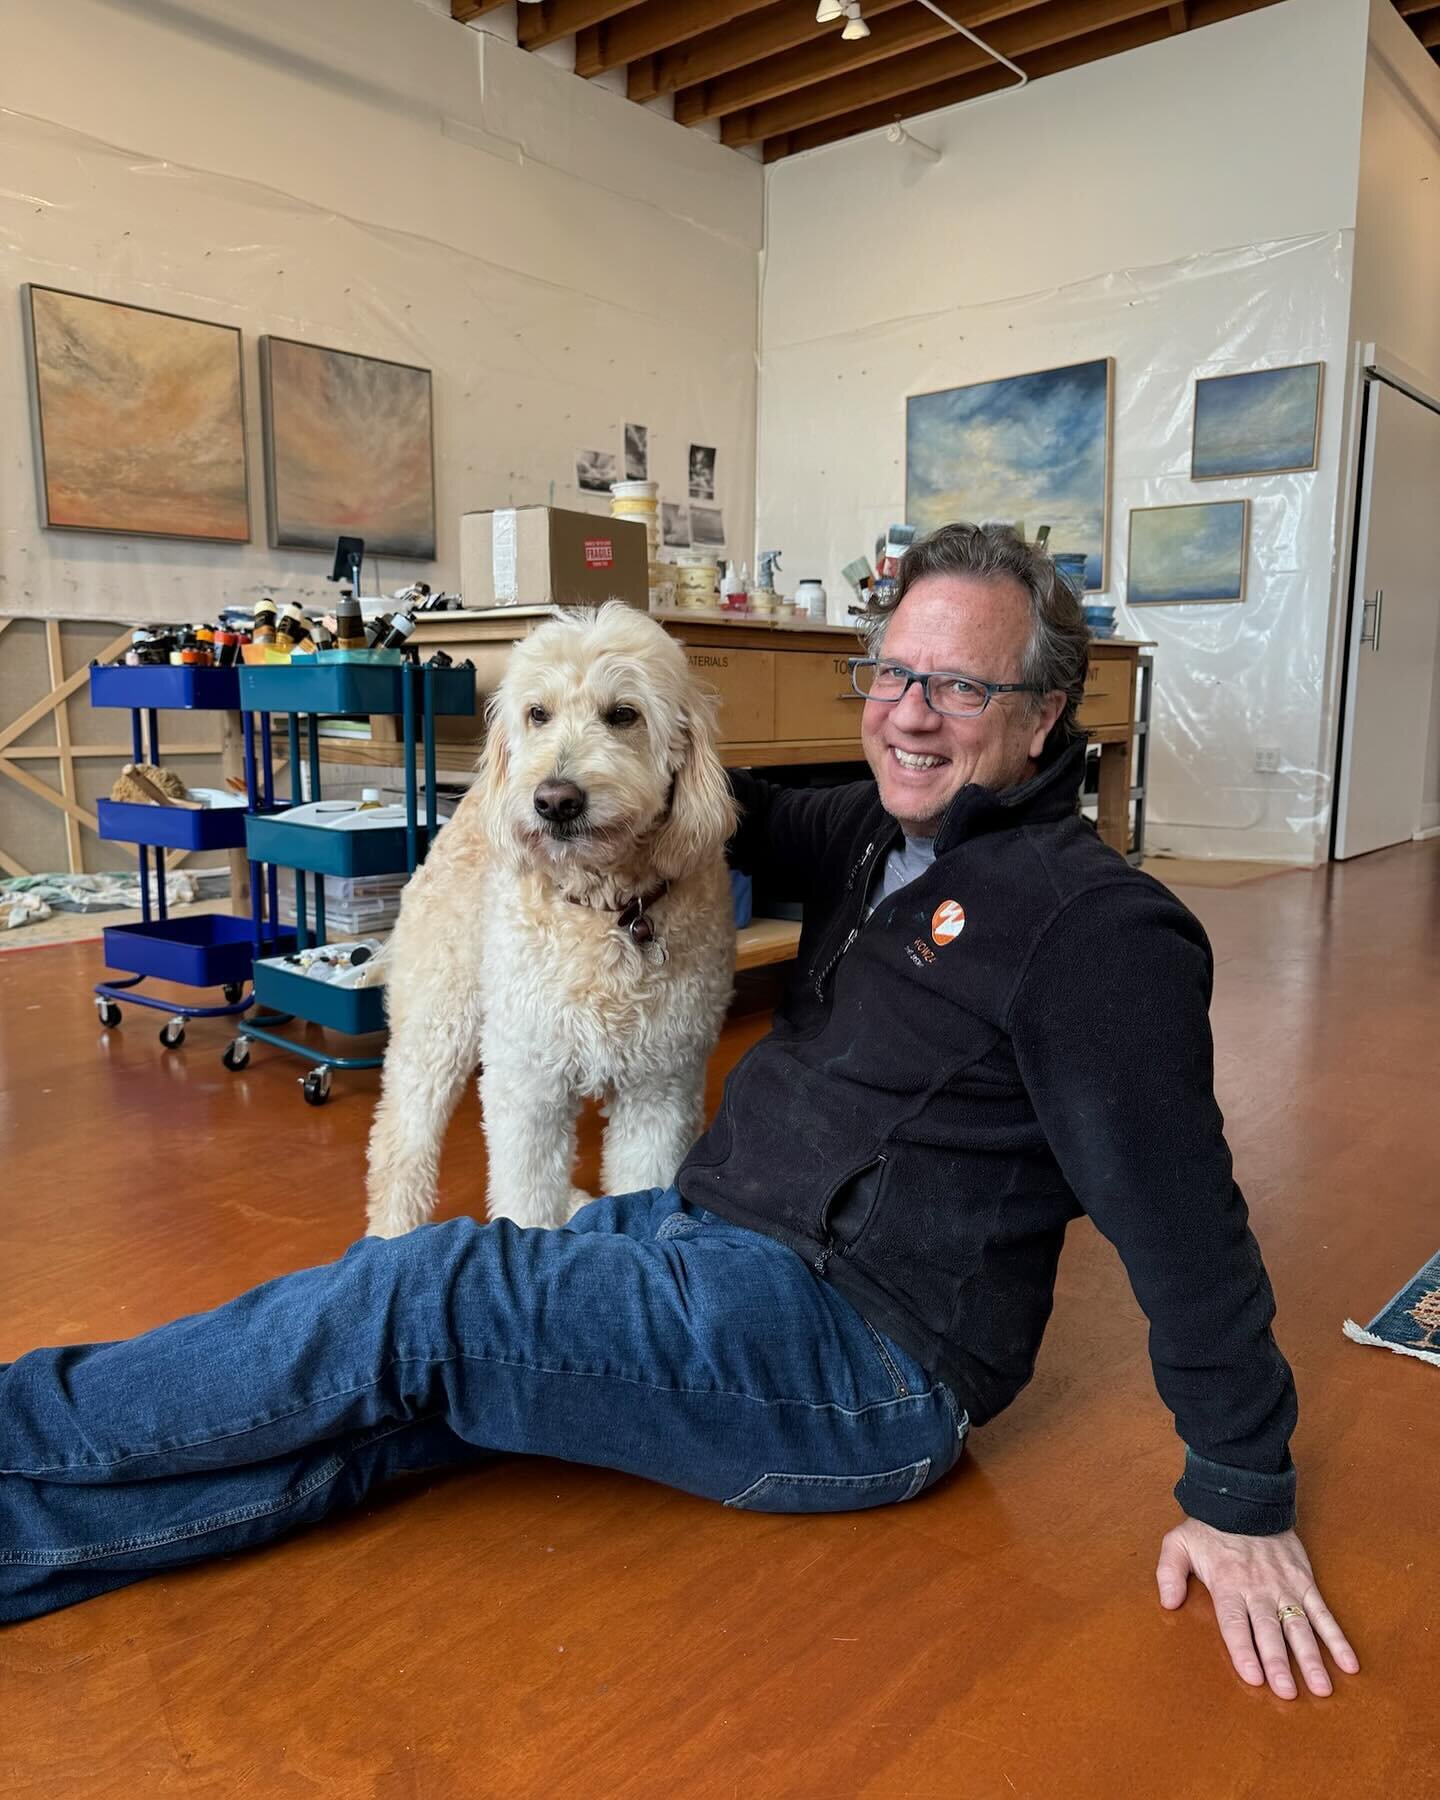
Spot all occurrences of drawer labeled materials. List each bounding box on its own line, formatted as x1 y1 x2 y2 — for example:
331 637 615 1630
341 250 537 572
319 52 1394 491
683 648 774 743
772 652 863 742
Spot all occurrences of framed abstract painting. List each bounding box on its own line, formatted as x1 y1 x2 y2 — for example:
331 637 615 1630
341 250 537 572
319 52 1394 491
906 358 1113 591
1191 363 1323 479
260 337 436 558
1126 500 1249 605
22 285 249 542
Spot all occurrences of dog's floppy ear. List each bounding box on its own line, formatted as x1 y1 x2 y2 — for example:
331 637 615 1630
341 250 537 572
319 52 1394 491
653 688 738 881
473 692 513 844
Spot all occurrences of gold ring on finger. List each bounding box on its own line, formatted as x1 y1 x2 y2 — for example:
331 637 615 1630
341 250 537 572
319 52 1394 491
1276 1604 1305 1625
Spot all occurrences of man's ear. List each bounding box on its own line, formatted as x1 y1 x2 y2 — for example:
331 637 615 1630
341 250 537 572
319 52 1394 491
1027 692 1068 760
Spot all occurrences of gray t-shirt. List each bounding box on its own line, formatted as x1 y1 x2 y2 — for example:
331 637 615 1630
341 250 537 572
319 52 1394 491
868 831 936 914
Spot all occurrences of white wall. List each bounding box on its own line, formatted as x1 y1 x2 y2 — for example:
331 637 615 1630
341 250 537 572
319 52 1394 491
757 0 1371 862
1351 0 1440 833
0 0 760 623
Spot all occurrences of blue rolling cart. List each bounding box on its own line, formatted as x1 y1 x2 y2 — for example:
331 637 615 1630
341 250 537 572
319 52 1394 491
226 658 475 1104
87 662 295 1048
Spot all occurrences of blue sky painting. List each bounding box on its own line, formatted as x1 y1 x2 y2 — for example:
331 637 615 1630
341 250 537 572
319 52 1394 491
906 358 1111 591
1127 501 1248 605
1191 363 1322 479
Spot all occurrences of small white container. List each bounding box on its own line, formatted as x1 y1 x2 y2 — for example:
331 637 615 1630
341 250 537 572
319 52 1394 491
795 578 827 620
610 480 658 501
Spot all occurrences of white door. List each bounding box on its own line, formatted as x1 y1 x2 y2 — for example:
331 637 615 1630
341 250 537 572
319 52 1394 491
1334 381 1440 860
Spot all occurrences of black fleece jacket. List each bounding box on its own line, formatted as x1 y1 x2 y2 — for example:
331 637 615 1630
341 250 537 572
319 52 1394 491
677 740 1300 1535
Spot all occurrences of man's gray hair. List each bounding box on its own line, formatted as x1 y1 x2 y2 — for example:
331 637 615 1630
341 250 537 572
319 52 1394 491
859 523 1091 746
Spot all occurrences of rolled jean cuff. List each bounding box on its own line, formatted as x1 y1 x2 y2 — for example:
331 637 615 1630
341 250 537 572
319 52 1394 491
1173 1449 1297 1536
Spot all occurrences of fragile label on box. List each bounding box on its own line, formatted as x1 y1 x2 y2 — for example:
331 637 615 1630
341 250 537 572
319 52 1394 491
583 538 615 570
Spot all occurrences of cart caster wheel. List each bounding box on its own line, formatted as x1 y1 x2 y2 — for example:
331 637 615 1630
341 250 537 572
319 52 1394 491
222 1038 251 1072
301 1066 332 1106
96 999 122 1029
159 1017 186 1050
222 982 244 1005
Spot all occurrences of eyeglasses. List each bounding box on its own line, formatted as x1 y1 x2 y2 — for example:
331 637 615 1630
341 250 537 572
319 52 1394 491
849 658 1048 718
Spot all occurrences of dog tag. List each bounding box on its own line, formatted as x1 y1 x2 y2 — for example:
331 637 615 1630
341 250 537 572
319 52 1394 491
628 914 654 946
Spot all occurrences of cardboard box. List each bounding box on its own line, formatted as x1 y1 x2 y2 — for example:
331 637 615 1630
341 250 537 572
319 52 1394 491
1077 655 1134 729
461 506 649 611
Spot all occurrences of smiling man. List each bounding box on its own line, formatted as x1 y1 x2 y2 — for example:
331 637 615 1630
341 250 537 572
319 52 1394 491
687 521 1357 1700
0 527 1356 1703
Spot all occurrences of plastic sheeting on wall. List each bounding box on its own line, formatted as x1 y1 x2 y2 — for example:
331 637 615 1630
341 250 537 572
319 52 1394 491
0 82 758 627
757 232 1353 864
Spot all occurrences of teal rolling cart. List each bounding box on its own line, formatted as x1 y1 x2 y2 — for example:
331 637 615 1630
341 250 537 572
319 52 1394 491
225 658 475 1104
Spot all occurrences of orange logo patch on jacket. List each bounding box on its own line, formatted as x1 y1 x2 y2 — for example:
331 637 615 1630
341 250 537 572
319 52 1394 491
931 900 966 945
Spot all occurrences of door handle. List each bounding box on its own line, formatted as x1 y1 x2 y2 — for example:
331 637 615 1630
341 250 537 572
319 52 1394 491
1361 588 1383 649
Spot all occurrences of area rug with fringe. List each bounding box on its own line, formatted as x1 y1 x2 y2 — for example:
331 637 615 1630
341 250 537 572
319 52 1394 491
1344 1247 1440 1367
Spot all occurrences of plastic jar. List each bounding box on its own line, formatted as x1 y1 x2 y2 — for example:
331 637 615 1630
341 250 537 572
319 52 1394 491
795 578 827 620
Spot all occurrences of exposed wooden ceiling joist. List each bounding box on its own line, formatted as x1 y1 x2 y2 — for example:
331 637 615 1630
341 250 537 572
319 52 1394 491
762 0 1280 159
725 0 1170 147
1418 11 1440 42
450 0 511 22
576 0 775 80
674 0 1045 127
629 0 914 104
764 10 1172 158
516 0 641 52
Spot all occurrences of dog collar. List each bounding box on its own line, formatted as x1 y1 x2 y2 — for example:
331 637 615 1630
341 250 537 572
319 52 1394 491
568 881 671 946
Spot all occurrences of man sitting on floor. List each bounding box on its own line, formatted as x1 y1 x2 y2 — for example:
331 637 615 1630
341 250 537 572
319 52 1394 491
0 524 1357 1701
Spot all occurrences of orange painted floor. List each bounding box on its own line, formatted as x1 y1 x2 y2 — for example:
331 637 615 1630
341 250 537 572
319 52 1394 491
2 842 1437 1797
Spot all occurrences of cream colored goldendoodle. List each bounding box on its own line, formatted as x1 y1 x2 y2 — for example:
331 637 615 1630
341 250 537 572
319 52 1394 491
364 604 738 1238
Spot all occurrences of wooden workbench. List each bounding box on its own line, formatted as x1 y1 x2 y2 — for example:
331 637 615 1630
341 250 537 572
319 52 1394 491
314 609 1152 964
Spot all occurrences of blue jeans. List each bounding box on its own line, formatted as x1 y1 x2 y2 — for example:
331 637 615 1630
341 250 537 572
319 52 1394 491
0 1189 967 1624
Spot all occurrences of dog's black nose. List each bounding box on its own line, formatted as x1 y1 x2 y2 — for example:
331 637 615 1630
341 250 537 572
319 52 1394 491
533 779 587 823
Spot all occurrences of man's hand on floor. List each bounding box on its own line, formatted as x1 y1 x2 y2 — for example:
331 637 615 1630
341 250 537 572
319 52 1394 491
1156 1518 1360 1698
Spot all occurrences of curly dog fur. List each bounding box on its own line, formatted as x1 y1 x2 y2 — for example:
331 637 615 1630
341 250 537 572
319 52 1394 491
365 604 737 1237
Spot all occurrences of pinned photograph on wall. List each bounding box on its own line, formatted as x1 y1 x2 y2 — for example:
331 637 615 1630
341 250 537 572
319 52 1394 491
260 337 434 557
624 423 649 482
689 444 717 502
576 447 619 494
662 501 690 548
690 505 725 548
1191 362 1323 479
907 358 1113 591
1127 500 1249 605
23 285 250 542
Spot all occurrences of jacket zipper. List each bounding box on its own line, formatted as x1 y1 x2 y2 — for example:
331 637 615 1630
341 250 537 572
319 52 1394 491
810 835 888 1003
812 1152 887 1277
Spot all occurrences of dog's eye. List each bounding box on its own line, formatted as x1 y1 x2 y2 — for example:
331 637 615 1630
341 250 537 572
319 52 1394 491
528 705 550 727
605 705 640 729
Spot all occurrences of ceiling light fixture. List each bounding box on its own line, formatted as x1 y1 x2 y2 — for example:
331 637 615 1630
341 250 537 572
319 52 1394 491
841 3 871 38
815 1 845 21
885 122 942 162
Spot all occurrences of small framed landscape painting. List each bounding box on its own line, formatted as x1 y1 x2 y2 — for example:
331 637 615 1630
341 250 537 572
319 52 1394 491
1191 363 1323 480
1127 500 1249 606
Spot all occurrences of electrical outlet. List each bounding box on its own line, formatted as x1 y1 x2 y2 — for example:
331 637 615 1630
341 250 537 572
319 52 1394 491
1254 747 1282 774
